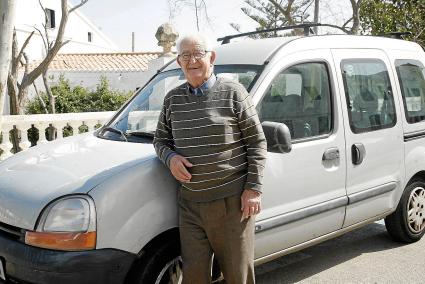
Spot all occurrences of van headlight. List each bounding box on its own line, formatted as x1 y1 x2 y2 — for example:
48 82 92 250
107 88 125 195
25 195 96 251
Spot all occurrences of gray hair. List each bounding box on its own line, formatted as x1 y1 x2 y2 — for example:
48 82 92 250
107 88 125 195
176 33 213 54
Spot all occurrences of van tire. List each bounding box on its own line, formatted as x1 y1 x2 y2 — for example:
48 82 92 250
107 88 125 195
385 180 425 243
127 239 223 283
128 239 182 284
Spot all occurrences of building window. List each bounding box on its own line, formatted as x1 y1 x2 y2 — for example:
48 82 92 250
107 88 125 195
45 8 55 29
88 32 93 42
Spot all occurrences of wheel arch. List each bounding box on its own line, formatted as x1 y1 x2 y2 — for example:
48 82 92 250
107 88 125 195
124 227 180 283
407 171 425 185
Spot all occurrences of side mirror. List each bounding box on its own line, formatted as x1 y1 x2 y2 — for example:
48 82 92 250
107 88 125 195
261 121 292 153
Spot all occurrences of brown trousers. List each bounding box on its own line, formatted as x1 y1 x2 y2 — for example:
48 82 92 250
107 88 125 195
179 194 255 284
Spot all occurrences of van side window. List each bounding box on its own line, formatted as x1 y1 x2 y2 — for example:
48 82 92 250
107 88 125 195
395 59 425 123
257 62 332 140
341 60 396 133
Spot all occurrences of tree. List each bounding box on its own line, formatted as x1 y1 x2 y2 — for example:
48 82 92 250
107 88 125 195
360 0 425 46
231 0 363 37
231 0 314 38
167 0 211 31
7 0 88 152
0 0 16 120
7 0 88 116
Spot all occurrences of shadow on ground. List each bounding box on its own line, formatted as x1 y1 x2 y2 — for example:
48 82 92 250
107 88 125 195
255 222 406 283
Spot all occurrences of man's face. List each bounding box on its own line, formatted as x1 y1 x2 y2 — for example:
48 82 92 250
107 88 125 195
177 40 216 88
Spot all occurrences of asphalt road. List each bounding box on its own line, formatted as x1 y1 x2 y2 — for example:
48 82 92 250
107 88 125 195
255 221 425 283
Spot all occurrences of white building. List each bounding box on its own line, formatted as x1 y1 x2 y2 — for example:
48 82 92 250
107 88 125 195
14 0 118 62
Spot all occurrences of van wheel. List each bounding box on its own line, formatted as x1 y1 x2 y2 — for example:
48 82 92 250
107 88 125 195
385 180 425 242
129 239 182 284
127 239 222 284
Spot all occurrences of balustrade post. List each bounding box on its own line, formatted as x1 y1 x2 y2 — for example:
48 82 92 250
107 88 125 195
17 123 32 151
1 112 114 158
36 123 49 144
0 124 14 160
53 122 67 139
98 119 107 128
84 120 98 132
69 122 82 136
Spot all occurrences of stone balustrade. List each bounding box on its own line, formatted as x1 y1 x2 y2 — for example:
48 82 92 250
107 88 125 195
0 111 115 160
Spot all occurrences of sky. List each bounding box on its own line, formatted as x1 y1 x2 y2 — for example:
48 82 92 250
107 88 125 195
70 0 352 52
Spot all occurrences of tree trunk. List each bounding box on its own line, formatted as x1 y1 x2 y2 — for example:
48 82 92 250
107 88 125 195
33 83 49 114
0 0 16 120
42 71 55 114
7 74 18 115
350 0 362 35
314 0 320 34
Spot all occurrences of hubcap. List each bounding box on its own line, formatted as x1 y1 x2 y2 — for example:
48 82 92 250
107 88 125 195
407 186 425 234
155 256 183 284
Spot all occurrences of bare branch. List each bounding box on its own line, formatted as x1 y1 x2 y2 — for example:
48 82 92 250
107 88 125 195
301 0 314 18
200 0 213 30
22 53 30 78
15 31 34 68
342 16 354 29
22 0 87 89
38 0 53 50
10 30 19 74
268 0 296 25
33 82 49 114
414 27 425 40
61 40 71 49
69 0 88 13
38 0 48 25
34 26 48 53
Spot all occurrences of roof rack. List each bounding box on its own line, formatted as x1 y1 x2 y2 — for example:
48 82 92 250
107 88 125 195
217 23 347 44
380 32 412 39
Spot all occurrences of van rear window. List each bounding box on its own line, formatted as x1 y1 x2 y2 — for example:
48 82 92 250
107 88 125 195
395 59 425 124
341 59 396 134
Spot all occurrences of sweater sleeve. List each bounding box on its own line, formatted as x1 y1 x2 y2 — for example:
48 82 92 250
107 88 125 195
153 102 176 168
234 84 267 192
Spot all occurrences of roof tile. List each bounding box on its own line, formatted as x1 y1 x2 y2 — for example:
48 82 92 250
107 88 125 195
29 52 164 72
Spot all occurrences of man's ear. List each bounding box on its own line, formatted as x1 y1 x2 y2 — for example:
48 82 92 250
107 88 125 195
209 51 216 65
177 56 182 68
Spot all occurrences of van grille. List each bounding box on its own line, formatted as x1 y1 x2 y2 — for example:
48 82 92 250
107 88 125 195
0 222 25 241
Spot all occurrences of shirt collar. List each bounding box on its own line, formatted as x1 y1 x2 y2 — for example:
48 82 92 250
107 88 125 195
187 73 217 96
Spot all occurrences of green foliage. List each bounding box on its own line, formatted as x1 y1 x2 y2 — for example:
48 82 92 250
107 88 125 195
26 75 132 114
360 0 425 47
24 76 132 145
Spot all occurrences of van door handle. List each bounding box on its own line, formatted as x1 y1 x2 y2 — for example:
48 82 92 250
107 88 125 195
322 147 340 161
352 143 366 165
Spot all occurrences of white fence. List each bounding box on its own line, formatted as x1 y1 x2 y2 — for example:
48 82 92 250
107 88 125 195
0 111 115 160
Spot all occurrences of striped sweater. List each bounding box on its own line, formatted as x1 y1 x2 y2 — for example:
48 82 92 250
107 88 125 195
153 77 267 202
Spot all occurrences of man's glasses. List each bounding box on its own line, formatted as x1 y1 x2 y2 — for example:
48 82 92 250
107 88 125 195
178 50 210 62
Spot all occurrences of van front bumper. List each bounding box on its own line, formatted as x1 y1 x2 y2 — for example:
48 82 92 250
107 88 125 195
0 232 137 284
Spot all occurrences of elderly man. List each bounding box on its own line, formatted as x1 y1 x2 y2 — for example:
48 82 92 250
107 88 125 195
153 34 267 284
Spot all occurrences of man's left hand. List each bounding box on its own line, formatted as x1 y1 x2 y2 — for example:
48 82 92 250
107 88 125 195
241 189 262 221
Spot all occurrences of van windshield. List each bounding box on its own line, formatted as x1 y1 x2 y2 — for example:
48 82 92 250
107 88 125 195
99 65 260 142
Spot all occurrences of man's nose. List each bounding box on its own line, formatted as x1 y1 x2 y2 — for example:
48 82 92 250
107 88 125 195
188 55 197 64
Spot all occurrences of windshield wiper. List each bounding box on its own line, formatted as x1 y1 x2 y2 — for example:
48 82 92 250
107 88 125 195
101 126 128 141
126 130 155 138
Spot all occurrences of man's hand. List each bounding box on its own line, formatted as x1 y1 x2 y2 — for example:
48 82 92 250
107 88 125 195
170 155 193 183
241 189 262 221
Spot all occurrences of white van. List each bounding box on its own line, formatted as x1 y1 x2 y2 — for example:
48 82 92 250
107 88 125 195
0 33 425 284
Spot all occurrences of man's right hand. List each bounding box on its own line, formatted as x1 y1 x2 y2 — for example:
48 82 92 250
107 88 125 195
169 155 193 183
